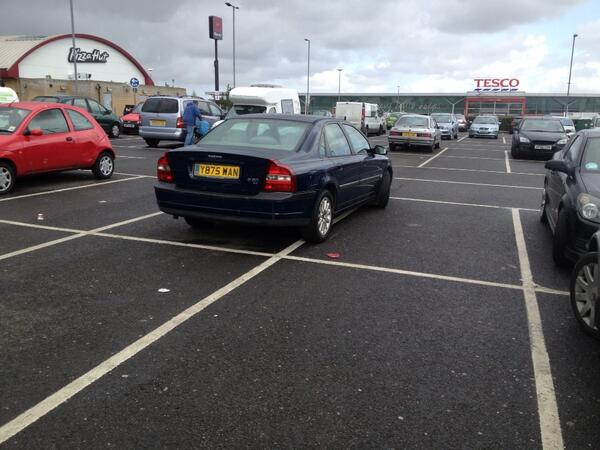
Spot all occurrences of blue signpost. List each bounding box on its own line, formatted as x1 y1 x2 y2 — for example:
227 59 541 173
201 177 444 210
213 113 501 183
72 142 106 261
129 77 140 88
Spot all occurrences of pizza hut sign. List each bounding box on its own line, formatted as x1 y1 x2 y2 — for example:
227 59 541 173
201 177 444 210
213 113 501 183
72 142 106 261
68 47 109 63
474 78 519 92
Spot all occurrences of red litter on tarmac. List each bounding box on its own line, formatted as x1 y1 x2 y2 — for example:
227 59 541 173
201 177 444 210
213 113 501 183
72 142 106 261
326 252 341 259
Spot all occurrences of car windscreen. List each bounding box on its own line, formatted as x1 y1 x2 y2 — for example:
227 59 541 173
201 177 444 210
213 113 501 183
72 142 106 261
200 118 309 151
583 138 600 171
520 119 564 132
226 105 267 118
559 118 574 127
473 117 497 124
396 116 429 128
431 114 452 123
141 98 179 114
0 107 30 134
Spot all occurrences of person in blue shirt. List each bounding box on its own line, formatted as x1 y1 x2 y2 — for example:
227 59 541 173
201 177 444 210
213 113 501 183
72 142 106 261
183 100 203 146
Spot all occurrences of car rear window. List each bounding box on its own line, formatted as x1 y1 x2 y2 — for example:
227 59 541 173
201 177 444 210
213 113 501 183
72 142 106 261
33 96 60 102
432 114 452 123
200 118 309 151
560 118 574 127
0 107 30 133
397 116 429 128
520 119 564 132
142 98 179 114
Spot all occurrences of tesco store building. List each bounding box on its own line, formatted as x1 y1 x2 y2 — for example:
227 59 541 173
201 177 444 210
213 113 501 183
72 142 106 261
0 34 185 114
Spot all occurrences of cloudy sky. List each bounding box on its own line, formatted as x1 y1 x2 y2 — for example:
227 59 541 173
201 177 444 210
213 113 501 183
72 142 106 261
2 0 600 95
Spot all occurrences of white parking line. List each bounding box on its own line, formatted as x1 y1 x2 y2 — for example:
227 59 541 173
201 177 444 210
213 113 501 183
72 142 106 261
503 136 507 144
505 151 512 173
0 212 162 262
0 239 304 444
457 136 467 142
439 155 505 161
395 177 543 190
390 196 538 212
0 176 150 203
393 165 543 176
118 155 146 160
418 147 448 168
114 172 157 179
511 209 564 450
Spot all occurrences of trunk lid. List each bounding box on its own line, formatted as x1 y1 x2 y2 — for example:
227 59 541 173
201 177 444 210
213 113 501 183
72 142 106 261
168 145 291 195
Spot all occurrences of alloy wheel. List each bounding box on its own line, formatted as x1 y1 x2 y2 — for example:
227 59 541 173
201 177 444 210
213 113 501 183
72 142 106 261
574 261 599 332
99 156 113 176
0 166 12 192
317 196 332 237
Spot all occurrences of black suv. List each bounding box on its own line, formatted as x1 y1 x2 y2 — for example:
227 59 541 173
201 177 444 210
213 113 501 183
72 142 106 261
541 129 600 265
511 116 568 159
32 95 122 138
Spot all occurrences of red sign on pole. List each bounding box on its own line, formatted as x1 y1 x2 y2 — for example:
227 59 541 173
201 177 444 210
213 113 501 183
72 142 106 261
209 16 223 40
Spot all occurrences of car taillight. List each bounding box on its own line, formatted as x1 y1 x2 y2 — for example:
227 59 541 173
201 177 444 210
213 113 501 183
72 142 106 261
264 160 296 192
137 118 141 126
418 132 431 137
176 116 184 128
157 153 173 183
389 130 400 136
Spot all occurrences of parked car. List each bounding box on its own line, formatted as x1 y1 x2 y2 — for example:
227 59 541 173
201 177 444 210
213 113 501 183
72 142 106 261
469 116 499 139
511 116 567 159
509 116 522 134
154 115 392 243
0 102 115 194
593 117 600 129
555 117 576 136
388 114 441 152
455 114 468 132
540 129 600 265
120 102 144 134
31 95 122 138
0 86 19 103
139 96 225 147
312 110 333 117
431 113 458 140
386 112 407 130
335 102 385 136
570 246 600 339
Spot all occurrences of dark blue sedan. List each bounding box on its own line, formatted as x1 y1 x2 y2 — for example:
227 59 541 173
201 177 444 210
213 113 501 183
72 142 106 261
154 114 392 242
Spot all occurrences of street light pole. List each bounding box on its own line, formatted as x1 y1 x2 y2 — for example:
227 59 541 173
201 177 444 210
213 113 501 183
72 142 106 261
304 38 310 114
397 85 400 110
69 0 78 94
337 68 342 102
566 33 578 116
225 2 239 87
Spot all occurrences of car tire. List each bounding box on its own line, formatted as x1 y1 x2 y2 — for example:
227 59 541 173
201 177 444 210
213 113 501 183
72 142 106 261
570 252 600 340
510 146 520 159
365 126 370 136
540 186 549 224
144 138 160 147
301 190 334 243
427 142 434 153
379 125 384 136
92 152 114 179
552 207 570 267
0 161 16 195
373 170 391 209
184 217 214 228
494 134 499 139
109 123 121 138
435 139 440 149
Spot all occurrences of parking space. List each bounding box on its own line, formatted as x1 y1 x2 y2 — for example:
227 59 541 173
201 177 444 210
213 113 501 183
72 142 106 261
1 131 599 449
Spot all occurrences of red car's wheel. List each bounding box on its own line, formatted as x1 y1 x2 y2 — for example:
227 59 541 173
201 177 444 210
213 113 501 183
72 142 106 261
0 162 15 195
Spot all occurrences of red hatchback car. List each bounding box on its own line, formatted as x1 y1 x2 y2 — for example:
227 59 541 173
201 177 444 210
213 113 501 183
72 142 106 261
0 102 115 194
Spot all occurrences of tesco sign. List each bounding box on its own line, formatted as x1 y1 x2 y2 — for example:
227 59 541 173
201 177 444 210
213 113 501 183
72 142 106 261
474 78 520 92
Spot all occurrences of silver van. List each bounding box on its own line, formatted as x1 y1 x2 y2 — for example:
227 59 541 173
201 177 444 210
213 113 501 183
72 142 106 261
139 96 224 147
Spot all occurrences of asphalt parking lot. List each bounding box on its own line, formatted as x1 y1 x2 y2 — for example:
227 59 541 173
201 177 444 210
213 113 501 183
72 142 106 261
1 132 599 449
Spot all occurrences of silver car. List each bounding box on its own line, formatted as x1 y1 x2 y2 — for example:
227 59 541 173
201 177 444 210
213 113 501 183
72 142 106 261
431 113 459 140
388 114 442 152
139 96 224 147
469 116 500 139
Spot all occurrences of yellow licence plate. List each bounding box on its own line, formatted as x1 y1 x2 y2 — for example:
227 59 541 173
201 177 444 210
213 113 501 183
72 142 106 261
402 132 417 137
150 119 166 126
194 163 240 179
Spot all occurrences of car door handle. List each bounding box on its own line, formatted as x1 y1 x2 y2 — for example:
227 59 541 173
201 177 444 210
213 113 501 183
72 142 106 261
66 137 73 142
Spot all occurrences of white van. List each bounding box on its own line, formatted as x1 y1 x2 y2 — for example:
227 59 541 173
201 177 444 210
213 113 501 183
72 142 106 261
0 87 19 104
335 102 385 136
212 85 301 129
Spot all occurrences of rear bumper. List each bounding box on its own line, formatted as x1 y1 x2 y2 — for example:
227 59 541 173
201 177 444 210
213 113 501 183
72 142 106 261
155 183 316 226
140 127 185 141
470 129 498 137
389 136 434 147
122 122 139 133
513 142 565 157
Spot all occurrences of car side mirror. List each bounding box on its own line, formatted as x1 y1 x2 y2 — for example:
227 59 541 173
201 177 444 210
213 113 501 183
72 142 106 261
371 144 387 155
545 159 573 177
30 128 43 136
